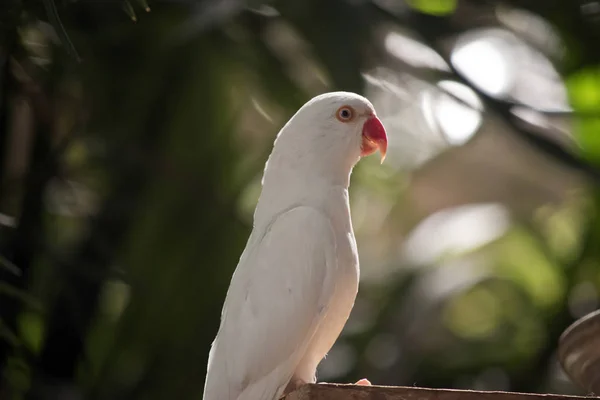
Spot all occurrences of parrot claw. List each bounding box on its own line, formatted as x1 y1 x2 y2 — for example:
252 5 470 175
317 379 371 386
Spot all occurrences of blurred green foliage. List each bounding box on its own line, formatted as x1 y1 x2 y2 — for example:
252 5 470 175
1 0 600 399
407 0 458 16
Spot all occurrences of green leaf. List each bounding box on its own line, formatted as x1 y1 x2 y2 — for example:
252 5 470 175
567 68 600 112
406 0 458 16
567 68 600 162
18 312 45 354
573 118 600 162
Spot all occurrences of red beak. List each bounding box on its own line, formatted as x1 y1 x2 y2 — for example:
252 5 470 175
361 115 388 163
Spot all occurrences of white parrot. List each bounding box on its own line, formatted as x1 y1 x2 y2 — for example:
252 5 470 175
203 92 388 400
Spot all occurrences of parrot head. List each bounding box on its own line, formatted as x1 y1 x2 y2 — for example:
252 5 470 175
266 92 388 186
330 94 387 163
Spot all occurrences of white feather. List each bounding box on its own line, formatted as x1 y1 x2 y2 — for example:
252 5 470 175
203 207 337 400
203 92 379 400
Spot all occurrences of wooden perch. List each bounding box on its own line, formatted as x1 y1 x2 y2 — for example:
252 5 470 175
285 384 595 400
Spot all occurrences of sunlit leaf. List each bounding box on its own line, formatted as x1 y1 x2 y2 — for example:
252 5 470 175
534 194 588 264
494 227 565 310
443 286 502 340
406 0 458 16
566 68 600 112
566 68 600 161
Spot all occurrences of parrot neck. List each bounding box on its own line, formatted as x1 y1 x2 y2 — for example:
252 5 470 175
260 125 361 189
254 156 353 226
262 151 354 188
253 121 361 225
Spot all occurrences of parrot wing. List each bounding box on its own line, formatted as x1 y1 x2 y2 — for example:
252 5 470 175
203 206 338 400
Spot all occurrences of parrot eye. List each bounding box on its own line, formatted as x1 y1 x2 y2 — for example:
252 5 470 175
336 106 355 122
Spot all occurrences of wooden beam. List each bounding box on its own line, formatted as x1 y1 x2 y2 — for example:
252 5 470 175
286 384 594 400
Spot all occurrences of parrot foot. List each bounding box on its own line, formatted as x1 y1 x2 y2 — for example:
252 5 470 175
280 378 371 398
317 379 372 386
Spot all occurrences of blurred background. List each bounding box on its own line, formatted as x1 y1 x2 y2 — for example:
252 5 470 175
1 0 600 398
